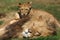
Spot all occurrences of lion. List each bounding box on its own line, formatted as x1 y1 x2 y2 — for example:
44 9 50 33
21 16 56 38
0 16 30 40
16 2 60 38
9 2 60 38
10 2 60 27
17 2 60 28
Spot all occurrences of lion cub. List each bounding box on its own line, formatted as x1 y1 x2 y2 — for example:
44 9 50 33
21 16 56 38
9 2 60 38
17 2 60 28
10 2 60 27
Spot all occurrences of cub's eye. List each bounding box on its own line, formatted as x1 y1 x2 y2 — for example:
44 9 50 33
25 9 28 10
28 29 32 33
21 9 23 10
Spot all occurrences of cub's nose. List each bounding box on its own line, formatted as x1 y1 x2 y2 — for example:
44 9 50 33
25 32 28 34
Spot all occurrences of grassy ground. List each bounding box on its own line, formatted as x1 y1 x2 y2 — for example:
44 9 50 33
0 0 60 40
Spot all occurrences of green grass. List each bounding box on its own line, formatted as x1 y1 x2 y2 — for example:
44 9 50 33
0 0 60 40
31 36 59 40
8 36 59 40
0 21 4 25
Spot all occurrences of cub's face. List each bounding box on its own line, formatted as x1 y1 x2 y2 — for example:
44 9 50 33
18 2 32 16
22 28 33 38
22 27 40 38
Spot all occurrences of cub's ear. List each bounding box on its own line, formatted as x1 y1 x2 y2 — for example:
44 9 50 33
19 3 21 5
27 2 32 4
18 3 21 7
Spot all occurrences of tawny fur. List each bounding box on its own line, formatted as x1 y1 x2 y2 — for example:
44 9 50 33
10 2 60 28
17 2 60 38
18 2 60 28
0 16 30 40
22 16 56 38
3 2 60 38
